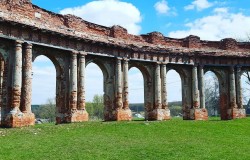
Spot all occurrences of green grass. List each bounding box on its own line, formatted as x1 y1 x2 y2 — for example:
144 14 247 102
0 118 250 160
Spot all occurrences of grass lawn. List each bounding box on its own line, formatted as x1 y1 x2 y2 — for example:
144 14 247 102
0 118 250 160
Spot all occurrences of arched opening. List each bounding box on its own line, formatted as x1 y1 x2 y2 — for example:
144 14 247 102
128 67 144 120
85 62 104 121
32 55 56 123
241 70 250 115
204 71 220 118
166 69 182 118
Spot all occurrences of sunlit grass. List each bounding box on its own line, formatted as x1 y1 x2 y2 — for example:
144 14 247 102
0 118 250 160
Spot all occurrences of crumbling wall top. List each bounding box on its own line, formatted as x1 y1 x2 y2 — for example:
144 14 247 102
1 0 31 5
0 1 250 53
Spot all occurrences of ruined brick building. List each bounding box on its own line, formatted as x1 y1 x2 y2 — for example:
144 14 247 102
0 0 248 127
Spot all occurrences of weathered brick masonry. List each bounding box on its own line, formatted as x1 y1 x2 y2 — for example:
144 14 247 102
0 0 248 127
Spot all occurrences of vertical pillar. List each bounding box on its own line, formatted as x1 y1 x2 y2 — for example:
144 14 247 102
123 59 129 109
192 65 199 108
78 52 86 110
228 66 245 119
198 65 205 109
115 58 131 121
4 40 27 127
116 58 123 109
21 43 33 113
161 64 168 109
148 63 171 120
69 51 78 111
155 63 162 109
229 66 237 109
190 64 208 120
10 40 23 114
236 66 243 109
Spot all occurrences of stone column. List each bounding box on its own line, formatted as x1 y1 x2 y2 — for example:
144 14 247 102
192 65 199 108
69 51 78 111
115 58 131 121
190 64 208 120
21 43 33 113
161 64 168 109
155 63 162 109
78 52 86 110
229 66 237 109
10 40 23 114
227 66 246 119
123 59 129 109
236 66 243 109
198 65 205 109
116 58 123 109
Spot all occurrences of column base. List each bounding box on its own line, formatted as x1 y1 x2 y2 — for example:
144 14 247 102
60 110 89 124
104 108 132 121
227 108 246 119
116 108 132 121
147 109 171 121
4 112 35 128
190 108 208 120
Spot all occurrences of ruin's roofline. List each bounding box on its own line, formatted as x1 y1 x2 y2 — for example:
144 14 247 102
0 0 250 56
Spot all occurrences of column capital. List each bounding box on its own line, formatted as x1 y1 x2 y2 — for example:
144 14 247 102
161 63 167 67
24 42 33 49
79 51 87 56
123 58 129 62
71 50 79 55
15 40 23 47
155 62 161 67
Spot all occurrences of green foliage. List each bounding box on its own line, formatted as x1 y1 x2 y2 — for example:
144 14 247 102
34 98 56 122
85 94 104 120
1 118 250 159
169 105 182 116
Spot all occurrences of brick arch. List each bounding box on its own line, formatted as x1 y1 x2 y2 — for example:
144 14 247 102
31 50 67 120
129 62 151 82
204 68 229 120
32 54 63 77
128 62 153 119
85 59 109 82
166 65 193 119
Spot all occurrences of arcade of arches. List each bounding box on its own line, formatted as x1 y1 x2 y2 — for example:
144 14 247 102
0 0 248 127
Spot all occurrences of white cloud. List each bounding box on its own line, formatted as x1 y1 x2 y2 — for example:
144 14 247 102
169 8 250 40
184 0 213 11
59 0 142 35
154 0 177 16
154 0 170 14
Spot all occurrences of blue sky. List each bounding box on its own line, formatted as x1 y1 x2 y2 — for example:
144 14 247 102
32 0 250 40
30 0 250 104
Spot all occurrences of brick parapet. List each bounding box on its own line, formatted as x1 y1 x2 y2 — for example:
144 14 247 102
0 0 250 56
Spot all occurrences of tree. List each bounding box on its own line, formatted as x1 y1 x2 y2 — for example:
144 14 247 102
36 98 56 122
204 73 220 116
242 71 250 105
85 94 104 120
